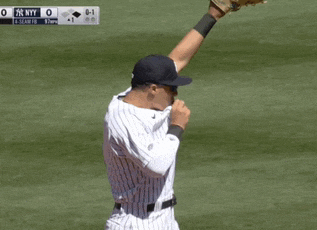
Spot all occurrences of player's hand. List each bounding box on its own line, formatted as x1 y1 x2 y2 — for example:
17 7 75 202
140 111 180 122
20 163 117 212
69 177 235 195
208 1 226 20
171 99 191 130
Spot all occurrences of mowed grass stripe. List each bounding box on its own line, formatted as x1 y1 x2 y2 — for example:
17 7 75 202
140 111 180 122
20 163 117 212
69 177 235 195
175 156 317 229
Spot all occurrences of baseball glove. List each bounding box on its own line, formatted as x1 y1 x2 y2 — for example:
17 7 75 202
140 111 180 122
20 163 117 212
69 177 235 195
211 0 267 13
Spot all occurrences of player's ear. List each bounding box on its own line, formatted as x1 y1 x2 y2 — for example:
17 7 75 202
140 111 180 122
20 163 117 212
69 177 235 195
147 84 157 101
148 84 158 94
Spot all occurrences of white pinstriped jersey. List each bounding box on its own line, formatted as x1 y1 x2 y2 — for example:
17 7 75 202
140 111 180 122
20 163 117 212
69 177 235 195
103 88 180 212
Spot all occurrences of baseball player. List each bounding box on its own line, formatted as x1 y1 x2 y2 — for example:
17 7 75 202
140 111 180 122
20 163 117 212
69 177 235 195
103 1 266 229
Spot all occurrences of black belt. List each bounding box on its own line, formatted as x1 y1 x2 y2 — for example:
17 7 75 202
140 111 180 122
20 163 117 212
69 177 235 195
114 196 177 212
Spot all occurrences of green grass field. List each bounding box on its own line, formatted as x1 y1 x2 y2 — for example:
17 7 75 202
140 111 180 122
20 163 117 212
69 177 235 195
1 0 317 229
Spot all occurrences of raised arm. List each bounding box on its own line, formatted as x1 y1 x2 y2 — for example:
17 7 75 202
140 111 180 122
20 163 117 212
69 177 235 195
168 2 226 73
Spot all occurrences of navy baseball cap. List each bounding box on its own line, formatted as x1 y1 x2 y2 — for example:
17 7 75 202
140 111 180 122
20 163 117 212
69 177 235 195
131 55 192 88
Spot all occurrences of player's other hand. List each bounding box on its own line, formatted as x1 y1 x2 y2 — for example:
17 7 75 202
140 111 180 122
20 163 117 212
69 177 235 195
171 99 191 130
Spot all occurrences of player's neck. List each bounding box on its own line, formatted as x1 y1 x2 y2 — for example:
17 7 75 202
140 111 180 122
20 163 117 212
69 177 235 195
123 91 150 109
123 90 163 111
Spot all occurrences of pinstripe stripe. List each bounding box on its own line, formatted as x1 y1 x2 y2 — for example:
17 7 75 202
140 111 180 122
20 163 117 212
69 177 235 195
104 88 179 229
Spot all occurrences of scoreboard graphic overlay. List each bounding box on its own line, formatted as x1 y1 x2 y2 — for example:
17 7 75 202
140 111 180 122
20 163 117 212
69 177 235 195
0 6 99 25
